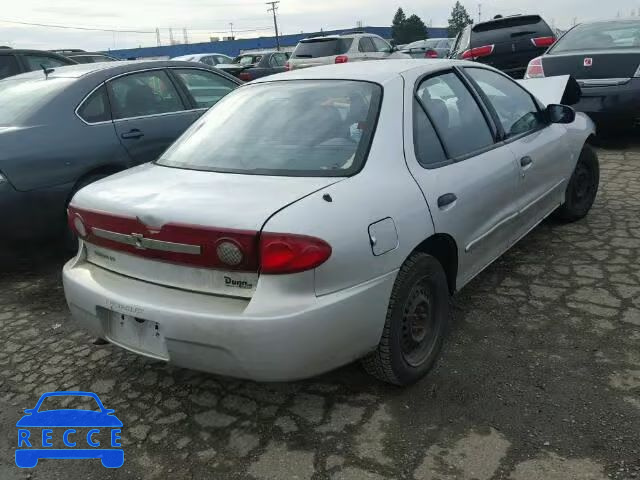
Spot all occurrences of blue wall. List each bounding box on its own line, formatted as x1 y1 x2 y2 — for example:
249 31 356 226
106 26 450 59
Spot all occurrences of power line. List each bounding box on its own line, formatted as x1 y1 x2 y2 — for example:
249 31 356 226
0 18 154 33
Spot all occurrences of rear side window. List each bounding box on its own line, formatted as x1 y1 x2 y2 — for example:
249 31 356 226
358 38 376 53
0 55 19 80
78 85 111 123
173 69 236 108
550 21 640 52
22 54 71 71
413 98 448 168
471 15 552 46
293 38 353 58
416 72 493 158
108 70 184 119
158 80 382 176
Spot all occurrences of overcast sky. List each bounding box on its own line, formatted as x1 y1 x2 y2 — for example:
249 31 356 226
0 0 637 51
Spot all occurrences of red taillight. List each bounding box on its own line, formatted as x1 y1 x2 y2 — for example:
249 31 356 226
424 49 438 59
531 36 555 48
239 71 252 81
260 233 331 275
461 44 494 60
335 55 349 64
524 56 545 79
284 61 290 71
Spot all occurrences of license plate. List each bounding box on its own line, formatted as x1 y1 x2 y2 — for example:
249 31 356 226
106 311 169 360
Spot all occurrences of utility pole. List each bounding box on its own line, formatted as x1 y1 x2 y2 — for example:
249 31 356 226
156 27 161 46
183 28 189 44
169 28 175 45
266 1 281 51
478 3 482 22
229 22 234 39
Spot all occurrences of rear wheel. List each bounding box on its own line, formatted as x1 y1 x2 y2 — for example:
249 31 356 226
553 145 599 222
361 252 450 386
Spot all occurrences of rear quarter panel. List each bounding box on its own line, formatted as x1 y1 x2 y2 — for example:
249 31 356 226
261 76 435 297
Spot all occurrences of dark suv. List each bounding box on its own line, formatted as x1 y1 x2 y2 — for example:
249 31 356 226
0 48 76 80
449 15 555 78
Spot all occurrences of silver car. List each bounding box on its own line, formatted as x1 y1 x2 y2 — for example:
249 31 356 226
63 60 598 386
171 53 233 67
401 38 455 58
287 33 410 70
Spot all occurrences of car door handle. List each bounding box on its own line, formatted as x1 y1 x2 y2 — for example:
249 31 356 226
437 193 457 209
121 129 144 140
520 156 533 168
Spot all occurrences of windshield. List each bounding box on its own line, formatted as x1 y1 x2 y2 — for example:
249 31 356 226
38 395 101 412
158 80 382 176
0 77 73 125
293 38 353 58
234 55 261 65
550 21 640 53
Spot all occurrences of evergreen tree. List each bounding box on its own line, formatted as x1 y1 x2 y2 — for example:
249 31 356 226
448 1 473 37
391 8 407 44
403 15 428 44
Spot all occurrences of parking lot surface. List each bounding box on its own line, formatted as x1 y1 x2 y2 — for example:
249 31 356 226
1 138 639 480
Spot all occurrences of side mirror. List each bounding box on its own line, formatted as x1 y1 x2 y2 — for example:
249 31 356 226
547 104 575 124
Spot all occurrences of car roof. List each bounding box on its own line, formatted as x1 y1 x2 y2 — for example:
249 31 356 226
4 60 239 82
253 59 470 85
0 48 70 57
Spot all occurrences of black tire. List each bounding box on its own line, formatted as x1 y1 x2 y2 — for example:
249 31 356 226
553 144 599 223
361 252 450 386
62 174 109 251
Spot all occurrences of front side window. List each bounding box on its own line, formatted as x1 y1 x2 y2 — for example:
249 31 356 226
0 55 19 80
216 55 232 64
416 72 493 158
465 68 544 138
173 69 236 108
270 54 285 67
158 80 382 176
78 85 111 123
23 54 70 71
108 70 184 119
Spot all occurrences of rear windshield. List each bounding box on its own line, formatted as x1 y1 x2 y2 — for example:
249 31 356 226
0 77 73 124
472 15 552 45
157 80 382 176
292 38 353 58
234 55 262 65
550 21 640 53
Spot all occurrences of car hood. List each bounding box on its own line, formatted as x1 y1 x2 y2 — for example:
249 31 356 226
70 163 343 231
16 410 123 427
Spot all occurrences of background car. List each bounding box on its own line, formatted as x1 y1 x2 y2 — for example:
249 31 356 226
216 51 289 81
64 61 597 387
51 49 119 63
525 18 640 131
0 60 240 242
171 53 234 67
287 32 410 70
401 38 454 58
449 14 556 78
0 48 76 80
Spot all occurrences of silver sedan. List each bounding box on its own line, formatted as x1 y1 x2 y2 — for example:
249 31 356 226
63 60 598 385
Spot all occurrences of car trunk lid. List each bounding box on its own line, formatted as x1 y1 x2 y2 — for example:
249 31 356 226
70 163 341 297
542 50 640 84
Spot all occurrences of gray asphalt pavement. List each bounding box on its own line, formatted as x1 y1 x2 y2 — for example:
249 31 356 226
1 138 639 479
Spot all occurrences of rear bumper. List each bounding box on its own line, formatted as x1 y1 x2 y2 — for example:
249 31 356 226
574 78 640 124
0 180 70 240
62 255 396 382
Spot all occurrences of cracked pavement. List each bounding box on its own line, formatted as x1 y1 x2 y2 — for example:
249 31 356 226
1 138 639 479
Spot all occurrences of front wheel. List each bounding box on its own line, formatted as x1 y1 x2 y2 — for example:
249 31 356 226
553 145 600 222
361 252 450 386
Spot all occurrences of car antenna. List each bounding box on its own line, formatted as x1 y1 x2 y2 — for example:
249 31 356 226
40 64 55 79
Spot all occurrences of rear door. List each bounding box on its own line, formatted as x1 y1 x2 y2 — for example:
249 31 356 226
463 67 569 238
107 69 198 164
471 15 554 77
403 68 521 287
